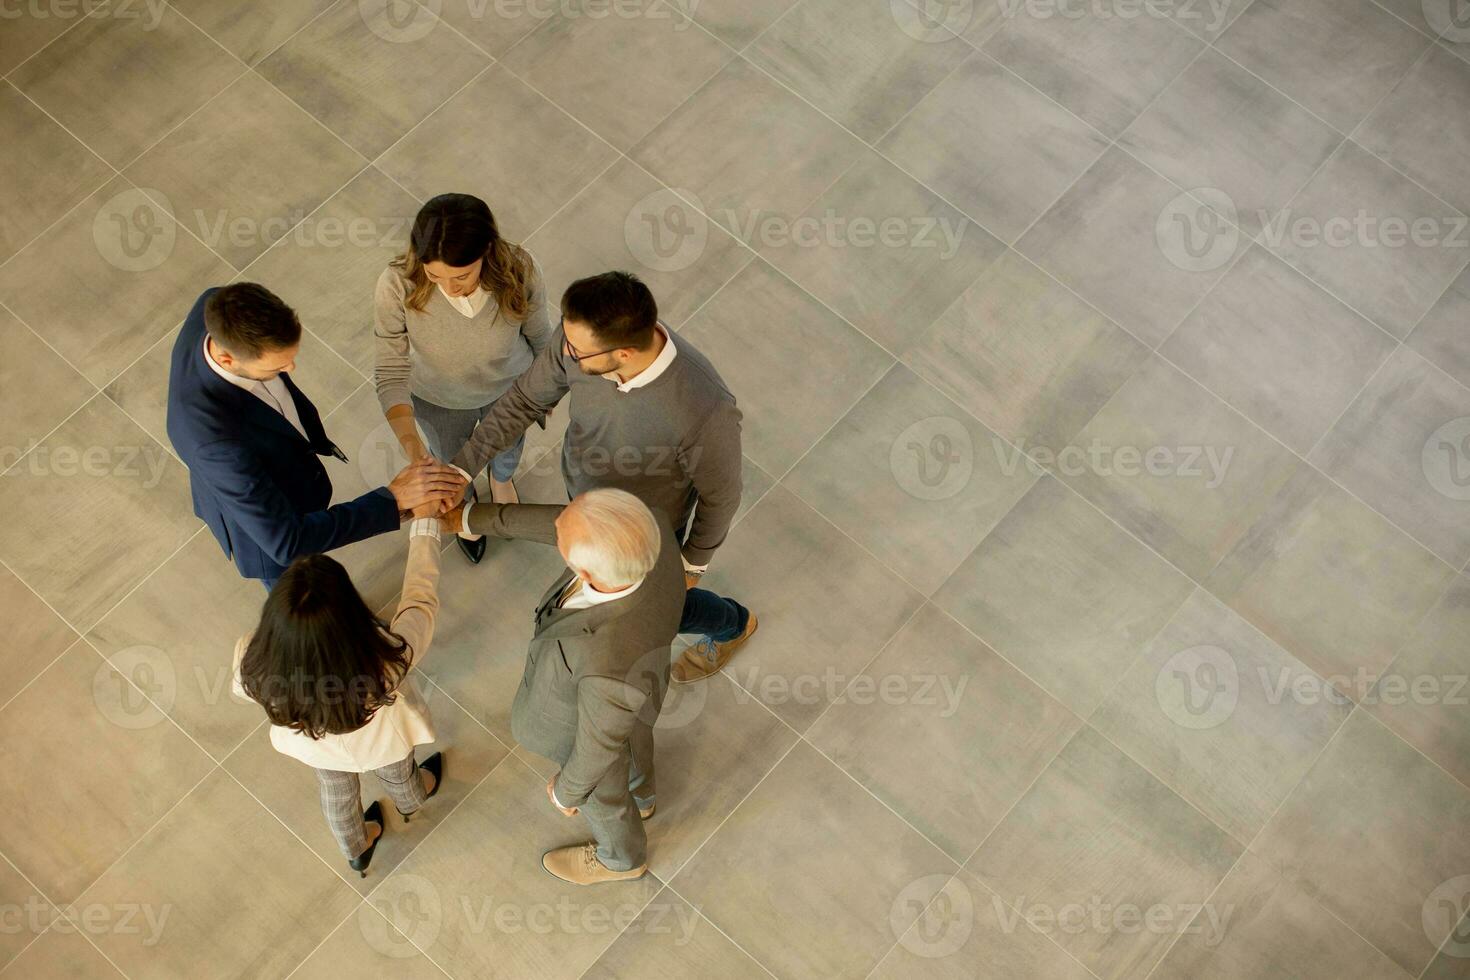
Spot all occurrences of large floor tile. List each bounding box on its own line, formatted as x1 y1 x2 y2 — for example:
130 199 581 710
1018 147 1235 347
168 0 336 66
1162 245 1397 454
1119 49 1341 240
0 83 111 264
1252 711 1470 975
1310 346 1470 567
376 759 662 978
74 770 361 979
785 364 1036 594
288 908 446 980
582 886 769 979
1216 0 1429 133
259 0 489 158
1152 850 1412 979
1060 356 1302 580
0 396 199 630
0 643 213 903
501 0 731 150
672 742 955 978
1266 141 1469 339
626 674 796 881
905 250 1148 452
429 0 551 56
0 821 60 969
126 73 367 270
1092 589 1350 841
0 6 86 76
379 65 618 241
0 563 74 713
982 1 1202 138
1408 265 1470 389
1358 44 1470 216
226 676 508 892
870 873 1095 980
746 0 970 141
0 305 94 461
677 260 893 476
935 475 1194 716
698 486 925 731
0 177 233 388
243 166 417 377
809 604 1080 860
85 533 274 760
1366 574 1470 789
1207 465 1454 691
0 928 123 979
687 0 797 46
758 151 1005 354
631 58 864 243
879 53 1109 243
525 157 752 330
969 727 1242 979
7 4 241 167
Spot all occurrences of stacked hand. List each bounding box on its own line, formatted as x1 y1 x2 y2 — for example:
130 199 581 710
389 457 467 516
438 503 467 535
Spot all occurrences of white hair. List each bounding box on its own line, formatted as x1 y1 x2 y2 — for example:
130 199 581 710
564 489 661 587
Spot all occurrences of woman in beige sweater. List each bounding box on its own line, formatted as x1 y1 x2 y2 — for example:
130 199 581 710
375 193 554 565
234 519 445 876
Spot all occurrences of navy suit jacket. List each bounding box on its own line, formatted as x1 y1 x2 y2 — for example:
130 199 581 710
165 288 400 582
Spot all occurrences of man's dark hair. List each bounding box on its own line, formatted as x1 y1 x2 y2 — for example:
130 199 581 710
203 283 302 359
561 271 658 350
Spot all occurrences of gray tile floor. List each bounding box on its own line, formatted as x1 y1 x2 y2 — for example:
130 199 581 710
1 0 1469 977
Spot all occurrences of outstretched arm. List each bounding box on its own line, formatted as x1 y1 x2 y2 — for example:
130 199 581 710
452 332 572 478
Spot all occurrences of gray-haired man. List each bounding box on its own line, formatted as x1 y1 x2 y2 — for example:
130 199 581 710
445 488 683 884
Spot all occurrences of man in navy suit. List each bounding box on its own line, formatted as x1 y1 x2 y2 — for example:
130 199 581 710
167 283 465 589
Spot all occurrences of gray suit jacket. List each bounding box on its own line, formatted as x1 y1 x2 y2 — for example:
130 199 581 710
467 502 685 807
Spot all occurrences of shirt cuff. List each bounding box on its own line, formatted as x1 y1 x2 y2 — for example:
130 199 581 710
452 464 473 484
551 779 567 810
681 555 708 575
458 502 475 538
409 518 441 541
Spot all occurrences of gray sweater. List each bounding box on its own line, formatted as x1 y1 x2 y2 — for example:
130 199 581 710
452 327 743 566
373 263 556 412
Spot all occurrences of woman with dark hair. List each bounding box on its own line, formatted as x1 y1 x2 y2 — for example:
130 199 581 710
375 193 554 564
232 518 445 876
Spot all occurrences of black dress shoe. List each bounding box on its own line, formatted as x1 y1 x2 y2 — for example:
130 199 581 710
398 752 444 822
348 801 384 878
456 534 487 564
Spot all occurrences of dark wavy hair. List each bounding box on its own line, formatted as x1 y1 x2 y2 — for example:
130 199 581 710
391 193 537 321
239 555 413 740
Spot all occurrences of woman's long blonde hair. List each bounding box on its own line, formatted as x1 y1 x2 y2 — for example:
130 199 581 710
391 193 537 321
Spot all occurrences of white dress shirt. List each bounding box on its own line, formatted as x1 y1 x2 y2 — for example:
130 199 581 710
203 337 308 440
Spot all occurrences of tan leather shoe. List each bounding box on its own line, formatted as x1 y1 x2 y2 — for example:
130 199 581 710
639 802 655 820
672 613 759 684
542 843 646 885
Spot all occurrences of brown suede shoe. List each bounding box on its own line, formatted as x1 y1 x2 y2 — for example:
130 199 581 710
542 843 646 885
671 613 759 684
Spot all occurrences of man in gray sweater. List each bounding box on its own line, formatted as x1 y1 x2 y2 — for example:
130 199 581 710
452 272 756 681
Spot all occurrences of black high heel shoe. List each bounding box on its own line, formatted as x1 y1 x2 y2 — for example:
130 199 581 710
398 752 444 822
348 801 384 878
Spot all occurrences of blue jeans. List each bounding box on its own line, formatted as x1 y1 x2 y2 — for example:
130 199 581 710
411 394 525 482
681 586 748 642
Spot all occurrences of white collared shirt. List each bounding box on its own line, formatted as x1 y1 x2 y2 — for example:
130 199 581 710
557 574 643 610
611 325 676 392
439 284 490 319
203 337 307 440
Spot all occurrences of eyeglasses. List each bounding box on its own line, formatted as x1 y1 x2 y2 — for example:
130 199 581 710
561 326 622 363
